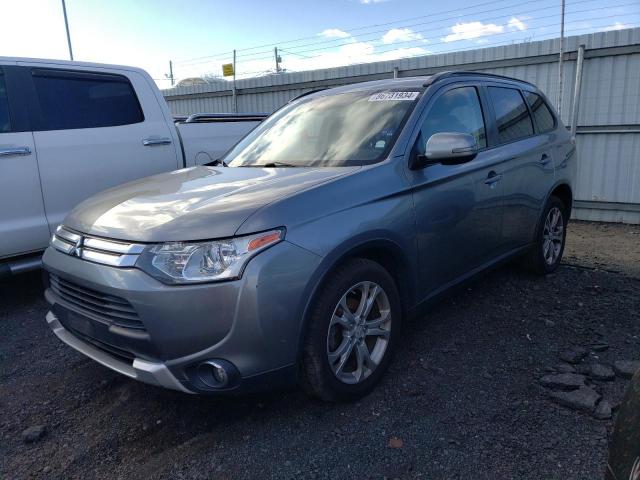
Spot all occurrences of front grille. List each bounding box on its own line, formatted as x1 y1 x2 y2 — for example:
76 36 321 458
50 225 145 267
49 274 145 331
66 324 136 364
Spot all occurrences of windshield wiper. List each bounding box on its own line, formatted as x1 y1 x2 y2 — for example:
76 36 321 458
204 158 227 167
255 162 298 168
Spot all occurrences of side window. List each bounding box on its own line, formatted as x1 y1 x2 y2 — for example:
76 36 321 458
417 86 486 153
488 86 534 144
32 69 144 130
0 73 11 133
523 91 555 133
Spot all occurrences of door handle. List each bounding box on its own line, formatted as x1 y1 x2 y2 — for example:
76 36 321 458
142 137 172 146
484 171 503 185
539 153 551 166
0 146 32 157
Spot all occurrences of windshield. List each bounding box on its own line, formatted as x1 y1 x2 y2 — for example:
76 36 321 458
226 89 422 167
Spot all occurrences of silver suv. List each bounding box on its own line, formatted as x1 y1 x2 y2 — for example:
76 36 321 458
43 72 576 401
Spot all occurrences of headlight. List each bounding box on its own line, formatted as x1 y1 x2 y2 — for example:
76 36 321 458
136 229 284 284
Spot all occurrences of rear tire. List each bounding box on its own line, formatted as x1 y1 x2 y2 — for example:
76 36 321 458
522 195 568 275
300 258 401 402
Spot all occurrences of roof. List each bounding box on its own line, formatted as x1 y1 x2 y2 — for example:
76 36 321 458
0 56 146 75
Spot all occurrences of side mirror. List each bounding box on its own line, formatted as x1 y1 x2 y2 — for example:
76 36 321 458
410 132 478 170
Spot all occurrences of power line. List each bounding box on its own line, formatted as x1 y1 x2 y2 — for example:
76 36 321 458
233 0 566 60
231 20 636 78
173 0 557 65
178 0 616 68
165 20 638 84
242 3 636 63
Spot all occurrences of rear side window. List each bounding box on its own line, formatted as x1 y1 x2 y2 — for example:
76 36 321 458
523 91 555 133
0 73 11 133
32 69 144 130
488 86 534 144
417 86 487 151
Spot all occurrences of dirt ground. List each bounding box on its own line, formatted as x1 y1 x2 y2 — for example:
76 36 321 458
1 221 639 479
565 220 640 277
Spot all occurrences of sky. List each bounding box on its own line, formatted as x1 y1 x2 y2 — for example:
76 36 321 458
2 0 638 89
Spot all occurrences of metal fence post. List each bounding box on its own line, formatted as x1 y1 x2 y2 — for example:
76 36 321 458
232 49 238 113
570 44 585 140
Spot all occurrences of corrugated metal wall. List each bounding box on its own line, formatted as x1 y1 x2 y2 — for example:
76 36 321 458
164 28 640 223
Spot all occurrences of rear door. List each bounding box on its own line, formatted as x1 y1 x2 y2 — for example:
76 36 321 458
483 84 556 249
21 63 181 230
0 65 50 258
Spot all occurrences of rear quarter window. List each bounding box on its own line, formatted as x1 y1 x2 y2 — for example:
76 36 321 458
0 73 11 133
32 69 144 131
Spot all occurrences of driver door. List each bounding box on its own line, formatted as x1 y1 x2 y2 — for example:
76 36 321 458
407 82 505 297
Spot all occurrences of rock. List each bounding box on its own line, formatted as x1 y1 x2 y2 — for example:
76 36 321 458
593 400 612 420
575 364 591 375
589 364 615 381
539 373 586 391
549 387 601 413
555 363 577 374
591 343 609 352
21 425 46 443
559 347 588 364
613 360 640 379
388 436 404 449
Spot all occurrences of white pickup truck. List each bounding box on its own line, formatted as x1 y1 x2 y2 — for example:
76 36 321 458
0 57 265 277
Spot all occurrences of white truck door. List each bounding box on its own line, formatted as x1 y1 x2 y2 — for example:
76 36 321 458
177 119 263 166
24 64 181 230
0 66 50 258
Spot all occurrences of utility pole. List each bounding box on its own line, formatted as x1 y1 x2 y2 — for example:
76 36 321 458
61 0 74 60
557 0 566 117
232 49 238 113
166 60 174 86
274 47 281 73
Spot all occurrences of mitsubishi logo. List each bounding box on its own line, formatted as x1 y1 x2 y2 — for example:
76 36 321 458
71 236 84 257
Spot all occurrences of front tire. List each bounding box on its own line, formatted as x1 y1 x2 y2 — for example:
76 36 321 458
523 195 568 274
300 258 401 402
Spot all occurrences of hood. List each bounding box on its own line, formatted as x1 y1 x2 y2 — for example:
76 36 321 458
64 165 357 242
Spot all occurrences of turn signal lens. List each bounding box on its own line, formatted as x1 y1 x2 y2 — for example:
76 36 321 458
248 231 283 251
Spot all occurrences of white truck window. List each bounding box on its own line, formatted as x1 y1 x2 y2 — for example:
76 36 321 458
0 73 10 133
32 69 144 130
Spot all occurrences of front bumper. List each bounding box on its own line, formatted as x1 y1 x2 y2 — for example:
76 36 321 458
46 310 192 392
43 240 322 394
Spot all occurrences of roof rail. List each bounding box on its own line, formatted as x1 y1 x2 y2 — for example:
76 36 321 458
424 70 535 87
288 88 328 103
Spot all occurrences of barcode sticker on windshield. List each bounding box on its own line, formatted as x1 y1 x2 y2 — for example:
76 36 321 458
368 92 419 102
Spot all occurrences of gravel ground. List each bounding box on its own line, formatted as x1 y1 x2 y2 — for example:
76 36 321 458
1 221 639 479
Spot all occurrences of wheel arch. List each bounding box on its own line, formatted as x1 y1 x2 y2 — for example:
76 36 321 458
550 182 573 215
294 235 417 366
531 181 573 242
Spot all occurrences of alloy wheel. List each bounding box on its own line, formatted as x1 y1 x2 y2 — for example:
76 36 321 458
542 206 564 265
326 281 392 384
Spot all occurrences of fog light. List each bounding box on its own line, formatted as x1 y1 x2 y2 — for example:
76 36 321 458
197 360 230 388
